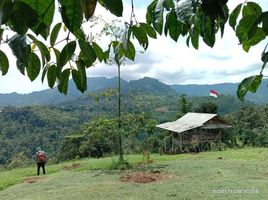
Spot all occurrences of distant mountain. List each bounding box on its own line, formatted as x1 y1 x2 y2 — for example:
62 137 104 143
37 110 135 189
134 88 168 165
128 77 175 95
171 78 268 104
0 76 268 107
0 77 174 107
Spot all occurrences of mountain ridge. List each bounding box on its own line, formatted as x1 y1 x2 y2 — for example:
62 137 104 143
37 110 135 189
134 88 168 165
0 76 267 106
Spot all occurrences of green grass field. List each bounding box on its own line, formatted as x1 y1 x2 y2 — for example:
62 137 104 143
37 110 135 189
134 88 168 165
0 148 268 200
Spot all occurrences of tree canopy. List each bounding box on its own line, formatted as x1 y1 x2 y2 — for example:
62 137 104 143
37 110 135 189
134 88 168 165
0 0 267 99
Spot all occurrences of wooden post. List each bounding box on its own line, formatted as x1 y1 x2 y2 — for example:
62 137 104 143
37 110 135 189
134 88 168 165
180 133 182 152
164 140 166 153
200 130 203 152
171 132 174 152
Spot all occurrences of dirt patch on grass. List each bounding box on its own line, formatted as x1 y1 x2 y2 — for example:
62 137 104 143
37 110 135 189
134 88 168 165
62 163 81 171
23 176 47 184
120 170 171 184
263 172 268 177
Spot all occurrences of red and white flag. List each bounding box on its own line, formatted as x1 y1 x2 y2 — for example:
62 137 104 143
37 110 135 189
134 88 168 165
210 89 218 98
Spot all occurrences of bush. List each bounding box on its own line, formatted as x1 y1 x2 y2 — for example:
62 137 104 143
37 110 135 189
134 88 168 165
7 152 32 169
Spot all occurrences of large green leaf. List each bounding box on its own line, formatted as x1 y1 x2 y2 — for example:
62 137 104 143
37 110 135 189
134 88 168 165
20 0 55 39
26 52 41 81
121 40 135 61
59 0 83 33
261 12 268 35
41 65 48 83
81 0 97 20
59 41 76 67
163 0 174 9
98 0 123 17
47 65 57 88
16 60 26 75
236 15 256 44
132 26 149 50
53 48 62 77
58 68 70 95
237 75 263 101
0 0 6 25
78 40 97 67
165 10 182 41
8 34 29 65
242 27 266 52
0 29 4 41
202 17 215 47
9 2 38 35
0 50 9 75
111 41 123 65
1 1 12 25
92 42 105 62
153 0 164 35
146 0 157 24
50 23 62 46
27 34 51 65
139 23 157 39
72 60 87 93
229 3 242 30
242 2 262 18
0 28 3 41
191 25 200 49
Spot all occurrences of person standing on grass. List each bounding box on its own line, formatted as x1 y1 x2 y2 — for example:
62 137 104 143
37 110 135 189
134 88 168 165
36 147 46 175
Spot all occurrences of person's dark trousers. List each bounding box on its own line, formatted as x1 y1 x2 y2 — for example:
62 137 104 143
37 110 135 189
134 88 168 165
37 162 46 175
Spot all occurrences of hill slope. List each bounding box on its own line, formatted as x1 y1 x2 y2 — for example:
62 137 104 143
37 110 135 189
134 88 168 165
0 149 268 200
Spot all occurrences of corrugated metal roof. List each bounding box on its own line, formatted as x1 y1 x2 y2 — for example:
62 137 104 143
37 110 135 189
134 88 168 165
156 112 222 133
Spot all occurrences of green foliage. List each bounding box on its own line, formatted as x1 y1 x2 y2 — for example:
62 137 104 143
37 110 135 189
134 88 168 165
225 105 268 147
0 106 83 166
28 34 51 65
98 0 123 17
59 0 83 37
81 0 97 21
237 75 263 101
177 94 192 118
50 23 62 46
7 152 32 169
47 65 57 88
146 0 228 49
232 2 268 99
26 52 41 81
78 40 97 66
72 61 87 92
194 101 218 114
0 50 8 75
59 113 159 160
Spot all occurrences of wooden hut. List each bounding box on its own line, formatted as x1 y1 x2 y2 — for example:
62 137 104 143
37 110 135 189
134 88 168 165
156 112 232 153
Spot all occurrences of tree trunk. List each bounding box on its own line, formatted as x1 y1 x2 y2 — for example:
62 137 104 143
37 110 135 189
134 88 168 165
118 64 123 162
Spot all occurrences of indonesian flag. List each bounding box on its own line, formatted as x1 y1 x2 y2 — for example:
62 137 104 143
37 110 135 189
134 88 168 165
210 89 218 98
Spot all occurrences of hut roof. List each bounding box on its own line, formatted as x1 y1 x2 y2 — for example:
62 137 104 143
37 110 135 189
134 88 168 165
156 112 232 133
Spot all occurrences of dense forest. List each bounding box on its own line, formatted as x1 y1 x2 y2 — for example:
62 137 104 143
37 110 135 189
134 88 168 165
0 84 257 168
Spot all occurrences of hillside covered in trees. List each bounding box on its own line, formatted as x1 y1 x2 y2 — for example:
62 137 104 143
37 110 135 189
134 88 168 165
0 80 259 167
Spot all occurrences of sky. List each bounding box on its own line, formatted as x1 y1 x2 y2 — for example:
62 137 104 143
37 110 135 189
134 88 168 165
0 0 267 94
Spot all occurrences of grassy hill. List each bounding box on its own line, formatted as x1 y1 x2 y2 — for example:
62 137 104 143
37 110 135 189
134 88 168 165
0 148 268 200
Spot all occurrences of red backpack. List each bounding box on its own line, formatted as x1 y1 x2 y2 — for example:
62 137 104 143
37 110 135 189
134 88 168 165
38 151 45 162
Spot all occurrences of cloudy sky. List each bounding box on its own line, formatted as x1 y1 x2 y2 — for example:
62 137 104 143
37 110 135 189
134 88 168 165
0 0 267 94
